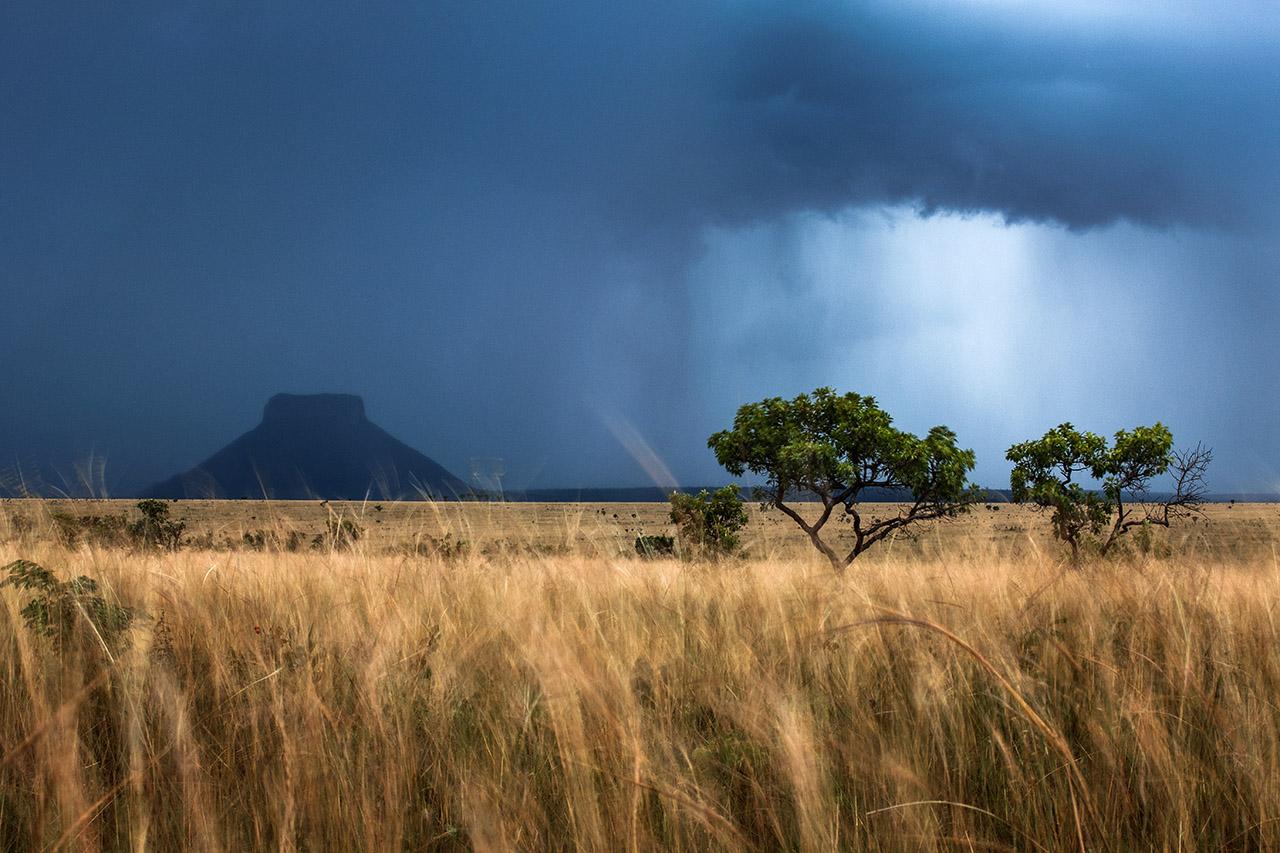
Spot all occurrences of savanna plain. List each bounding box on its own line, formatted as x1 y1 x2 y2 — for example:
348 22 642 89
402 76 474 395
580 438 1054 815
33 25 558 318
2 499 1280 851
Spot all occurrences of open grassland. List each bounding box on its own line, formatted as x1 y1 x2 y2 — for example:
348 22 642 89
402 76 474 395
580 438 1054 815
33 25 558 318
1 503 1279 850
10 498 1280 559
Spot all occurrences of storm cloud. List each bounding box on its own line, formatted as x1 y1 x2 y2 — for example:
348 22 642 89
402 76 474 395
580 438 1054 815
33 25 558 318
1 1 1276 493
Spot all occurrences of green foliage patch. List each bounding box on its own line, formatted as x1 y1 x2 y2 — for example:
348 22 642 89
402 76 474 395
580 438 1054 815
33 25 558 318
634 534 677 558
668 487 748 558
131 499 186 550
1007 422 1211 560
1 559 135 649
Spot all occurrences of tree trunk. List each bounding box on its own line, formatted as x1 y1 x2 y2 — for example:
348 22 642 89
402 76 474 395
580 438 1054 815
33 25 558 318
811 533 843 573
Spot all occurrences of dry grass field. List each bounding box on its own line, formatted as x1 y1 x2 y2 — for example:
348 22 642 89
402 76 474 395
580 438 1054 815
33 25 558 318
10 497 1279 560
1 500 1279 850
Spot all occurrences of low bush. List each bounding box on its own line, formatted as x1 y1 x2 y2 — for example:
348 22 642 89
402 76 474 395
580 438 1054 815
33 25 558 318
1 559 135 650
131 499 186 550
669 487 748 557
243 529 308 552
318 515 363 550
50 500 186 550
51 512 132 548
398 533 468 559
634 534 676 557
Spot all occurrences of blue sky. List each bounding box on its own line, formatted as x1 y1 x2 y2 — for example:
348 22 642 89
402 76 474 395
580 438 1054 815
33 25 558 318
2 1 1277 494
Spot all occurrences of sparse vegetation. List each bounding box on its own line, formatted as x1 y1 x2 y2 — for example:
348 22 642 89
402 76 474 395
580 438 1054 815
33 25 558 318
0 506 1278 850
320 514 363 550
398 532 468 559
50 511 132 548
4 513 35 540
49 500 187 550
242 528 308 552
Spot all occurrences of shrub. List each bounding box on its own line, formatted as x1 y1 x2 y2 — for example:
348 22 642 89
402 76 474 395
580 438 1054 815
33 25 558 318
668 487 748 557
399 534 468 559
4 514 34 541
51 512 131 548
1 559 135 650
243 529 308 552
130 499 186 550
634 534 676 558
316 515 363 550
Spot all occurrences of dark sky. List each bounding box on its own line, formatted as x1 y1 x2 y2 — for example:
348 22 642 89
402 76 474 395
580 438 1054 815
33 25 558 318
2 1 1277 495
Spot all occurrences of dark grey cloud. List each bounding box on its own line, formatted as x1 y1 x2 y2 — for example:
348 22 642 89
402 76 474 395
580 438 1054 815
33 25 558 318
625 1 1276 233
0 1 1275 493
716 13 1276 229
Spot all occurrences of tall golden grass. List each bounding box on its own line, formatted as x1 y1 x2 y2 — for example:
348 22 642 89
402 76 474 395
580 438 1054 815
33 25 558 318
2 508 1280 850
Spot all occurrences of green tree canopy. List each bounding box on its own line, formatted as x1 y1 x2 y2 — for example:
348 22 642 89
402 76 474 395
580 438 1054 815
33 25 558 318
708 388 978 571
1007 422 1211 559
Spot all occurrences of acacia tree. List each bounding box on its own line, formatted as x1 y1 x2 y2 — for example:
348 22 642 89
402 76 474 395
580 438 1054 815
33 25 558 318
708 388 979 572
1006 422 1211 560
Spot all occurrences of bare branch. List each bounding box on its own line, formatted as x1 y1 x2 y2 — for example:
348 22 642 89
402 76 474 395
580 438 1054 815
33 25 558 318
1155 443 1212 525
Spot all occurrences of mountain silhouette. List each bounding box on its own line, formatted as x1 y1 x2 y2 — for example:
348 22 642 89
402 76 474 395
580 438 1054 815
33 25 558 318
143 393 470 500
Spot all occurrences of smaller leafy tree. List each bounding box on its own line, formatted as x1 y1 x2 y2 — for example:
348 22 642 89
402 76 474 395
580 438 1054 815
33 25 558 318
130 499 186 550
1006 425 1110 558
1007 422 1211 560
708 388 979 572
668 487 749 557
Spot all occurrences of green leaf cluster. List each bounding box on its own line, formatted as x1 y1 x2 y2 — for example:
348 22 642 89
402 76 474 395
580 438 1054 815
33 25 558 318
1006 422 1176 558
668 487 749 557
708 388 976 506
1 559 135 649
634 534 676 558
131 499 186 550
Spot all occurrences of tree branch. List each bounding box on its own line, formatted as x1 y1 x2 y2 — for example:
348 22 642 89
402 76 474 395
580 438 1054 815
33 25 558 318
843 498 960 564
774 494 842 570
